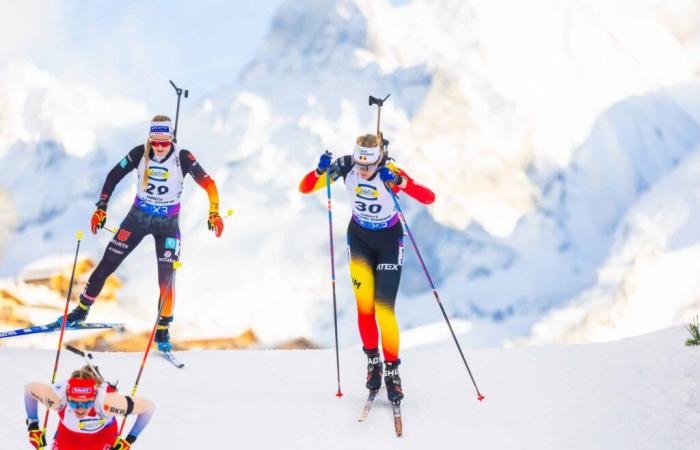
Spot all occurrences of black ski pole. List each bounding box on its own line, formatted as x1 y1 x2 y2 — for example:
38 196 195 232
323 153 343 398
168 80 189 142
386 186 484 401
369 94 484 401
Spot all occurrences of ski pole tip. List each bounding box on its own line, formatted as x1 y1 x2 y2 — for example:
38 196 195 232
76 231 83 240
336 389 344 398
477 394 485 402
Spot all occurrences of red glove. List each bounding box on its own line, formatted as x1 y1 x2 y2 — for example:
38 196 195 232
91 207 107 234
27 421 46 449
208 212 224 238
111 436 135 450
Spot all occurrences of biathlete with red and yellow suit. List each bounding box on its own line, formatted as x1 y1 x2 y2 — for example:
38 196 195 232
299 133 435 403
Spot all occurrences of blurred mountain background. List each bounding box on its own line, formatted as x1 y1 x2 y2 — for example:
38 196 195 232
1 0 699 351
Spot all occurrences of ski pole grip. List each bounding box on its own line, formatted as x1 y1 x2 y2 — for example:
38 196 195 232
75 231 83 241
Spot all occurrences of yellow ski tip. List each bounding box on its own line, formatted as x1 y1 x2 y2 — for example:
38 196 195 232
173 261 183 269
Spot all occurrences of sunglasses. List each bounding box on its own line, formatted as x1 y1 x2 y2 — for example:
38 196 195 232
356 162 379 170
151 140 171 148
68 400 95 410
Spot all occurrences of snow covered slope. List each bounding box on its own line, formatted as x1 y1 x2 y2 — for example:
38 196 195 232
0 326 697 449
1 0 700 348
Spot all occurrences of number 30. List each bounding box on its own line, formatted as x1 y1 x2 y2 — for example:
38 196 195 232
355 201 381 214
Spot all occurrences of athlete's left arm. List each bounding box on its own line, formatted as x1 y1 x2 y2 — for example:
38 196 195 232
102 393 155 441
180 150 220 213
386 162 436 205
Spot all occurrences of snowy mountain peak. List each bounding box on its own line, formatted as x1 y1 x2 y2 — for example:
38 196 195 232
0 63 147 158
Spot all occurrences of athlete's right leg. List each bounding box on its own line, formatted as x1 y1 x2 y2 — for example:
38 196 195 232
347 224 378 351
64 214 145 324
348 224 384 390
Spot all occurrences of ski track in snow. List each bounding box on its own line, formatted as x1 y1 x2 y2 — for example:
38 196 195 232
0 327 698 450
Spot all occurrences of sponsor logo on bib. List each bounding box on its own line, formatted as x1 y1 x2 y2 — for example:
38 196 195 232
147 166 170 182
355 184 379 201
78 418 106 431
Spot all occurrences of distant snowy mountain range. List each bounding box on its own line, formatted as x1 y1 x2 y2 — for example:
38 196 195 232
1 0 699 347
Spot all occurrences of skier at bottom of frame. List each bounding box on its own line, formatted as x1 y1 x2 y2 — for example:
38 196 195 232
24 365 155 450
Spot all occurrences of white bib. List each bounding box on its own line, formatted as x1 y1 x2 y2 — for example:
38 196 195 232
136 145 185 208
344 166 398 229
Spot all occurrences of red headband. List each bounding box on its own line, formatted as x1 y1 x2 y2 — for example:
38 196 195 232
67 378 97 400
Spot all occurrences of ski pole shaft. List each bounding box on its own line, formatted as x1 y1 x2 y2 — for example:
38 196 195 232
385 187 485 401
119 260 181 435
325 166 343 398
41 231 83 446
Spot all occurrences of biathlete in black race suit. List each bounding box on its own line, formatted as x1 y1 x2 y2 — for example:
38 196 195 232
299 132 435 403
59 115 225 351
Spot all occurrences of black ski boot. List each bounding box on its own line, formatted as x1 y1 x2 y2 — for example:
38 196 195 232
59 295 93 326
155 316 173 352
384 359 404 404
364 348 383 391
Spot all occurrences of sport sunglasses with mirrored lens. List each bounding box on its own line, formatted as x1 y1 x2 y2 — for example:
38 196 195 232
68 400 95 409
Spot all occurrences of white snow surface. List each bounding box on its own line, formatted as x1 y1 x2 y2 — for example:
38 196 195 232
1 0 700 348
0 326 698 449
